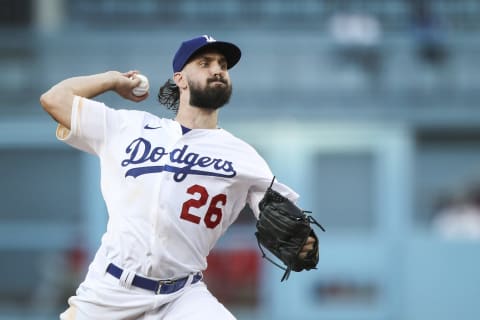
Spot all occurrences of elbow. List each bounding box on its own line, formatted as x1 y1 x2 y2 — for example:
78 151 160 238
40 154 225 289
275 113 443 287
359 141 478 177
40 87 69 115
39 88 71 128
39 90 55 113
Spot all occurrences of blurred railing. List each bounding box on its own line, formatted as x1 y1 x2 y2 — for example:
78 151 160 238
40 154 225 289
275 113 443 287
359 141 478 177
66 0 480 32
1 30 480 123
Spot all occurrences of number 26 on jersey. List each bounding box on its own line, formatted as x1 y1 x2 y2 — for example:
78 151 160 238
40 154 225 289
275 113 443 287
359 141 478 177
180 184 226 229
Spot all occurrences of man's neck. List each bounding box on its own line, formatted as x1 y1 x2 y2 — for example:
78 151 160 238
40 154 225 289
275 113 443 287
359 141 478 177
175 103 219 129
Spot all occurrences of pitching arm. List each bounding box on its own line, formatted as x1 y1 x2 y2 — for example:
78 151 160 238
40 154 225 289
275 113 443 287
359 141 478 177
40 70 145 129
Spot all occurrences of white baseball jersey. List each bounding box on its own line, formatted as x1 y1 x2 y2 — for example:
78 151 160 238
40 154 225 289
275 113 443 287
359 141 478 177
57 96 299 280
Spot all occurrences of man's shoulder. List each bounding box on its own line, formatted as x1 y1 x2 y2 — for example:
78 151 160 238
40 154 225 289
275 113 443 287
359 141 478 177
113 109 172 124
219 128 248 144
219 129 263 156
104 108 178 134
113 108 160 119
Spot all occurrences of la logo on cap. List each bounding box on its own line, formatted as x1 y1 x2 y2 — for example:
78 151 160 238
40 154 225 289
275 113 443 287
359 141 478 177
203 35 216 43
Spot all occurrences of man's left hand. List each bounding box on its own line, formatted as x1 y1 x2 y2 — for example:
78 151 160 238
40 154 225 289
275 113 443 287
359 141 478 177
299 236 316 260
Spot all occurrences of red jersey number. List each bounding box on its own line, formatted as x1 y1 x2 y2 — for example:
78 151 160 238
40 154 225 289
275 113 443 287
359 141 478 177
180 184 226 229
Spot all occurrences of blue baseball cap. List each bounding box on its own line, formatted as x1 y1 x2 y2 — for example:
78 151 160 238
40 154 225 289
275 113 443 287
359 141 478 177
172 35 241 73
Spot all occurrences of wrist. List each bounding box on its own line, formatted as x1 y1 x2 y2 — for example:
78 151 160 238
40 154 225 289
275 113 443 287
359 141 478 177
104 71 122 91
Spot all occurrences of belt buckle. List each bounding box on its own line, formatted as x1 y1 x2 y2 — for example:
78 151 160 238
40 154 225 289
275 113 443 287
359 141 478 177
156 279 175 294
159 279 175 285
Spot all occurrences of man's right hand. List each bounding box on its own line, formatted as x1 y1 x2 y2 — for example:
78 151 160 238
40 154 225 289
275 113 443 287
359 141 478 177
112 70 149 102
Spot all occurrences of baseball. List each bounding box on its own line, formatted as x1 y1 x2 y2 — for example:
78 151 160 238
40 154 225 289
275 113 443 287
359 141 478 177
131 74 149 96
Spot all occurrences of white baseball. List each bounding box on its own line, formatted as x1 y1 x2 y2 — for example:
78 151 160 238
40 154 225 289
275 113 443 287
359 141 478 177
131 74 149 97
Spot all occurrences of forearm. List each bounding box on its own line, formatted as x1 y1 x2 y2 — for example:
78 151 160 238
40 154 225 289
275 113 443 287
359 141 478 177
52 71 118 99
40 71 119 129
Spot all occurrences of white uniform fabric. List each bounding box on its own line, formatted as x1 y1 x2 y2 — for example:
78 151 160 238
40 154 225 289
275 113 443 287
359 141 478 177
58 96 299 319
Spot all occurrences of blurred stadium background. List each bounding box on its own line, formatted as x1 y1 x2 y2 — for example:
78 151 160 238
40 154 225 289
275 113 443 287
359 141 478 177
1 0 480 319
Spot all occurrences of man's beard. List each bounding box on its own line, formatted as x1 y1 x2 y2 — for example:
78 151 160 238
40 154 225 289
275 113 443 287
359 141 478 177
188 78 232 110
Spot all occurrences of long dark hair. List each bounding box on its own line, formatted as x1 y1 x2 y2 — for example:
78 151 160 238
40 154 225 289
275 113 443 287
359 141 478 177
158 79 179 112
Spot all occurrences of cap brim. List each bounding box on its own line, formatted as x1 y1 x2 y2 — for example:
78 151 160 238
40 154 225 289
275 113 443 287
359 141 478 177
193 41 242 70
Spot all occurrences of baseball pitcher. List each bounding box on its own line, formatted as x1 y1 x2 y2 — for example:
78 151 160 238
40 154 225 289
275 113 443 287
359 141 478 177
40 35 323 320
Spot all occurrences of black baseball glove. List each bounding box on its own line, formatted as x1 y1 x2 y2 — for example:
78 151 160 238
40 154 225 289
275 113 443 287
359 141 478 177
255 179 325 281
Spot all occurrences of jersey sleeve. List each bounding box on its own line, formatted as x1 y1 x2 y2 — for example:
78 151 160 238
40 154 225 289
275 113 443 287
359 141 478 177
56 95 123 156
241 145 300 219
247 178 300 219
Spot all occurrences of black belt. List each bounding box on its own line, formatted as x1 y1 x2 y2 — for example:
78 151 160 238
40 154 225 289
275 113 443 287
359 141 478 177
106 263 202 294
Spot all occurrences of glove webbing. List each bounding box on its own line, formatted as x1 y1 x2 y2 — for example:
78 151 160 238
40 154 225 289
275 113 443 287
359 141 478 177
305 213 326 232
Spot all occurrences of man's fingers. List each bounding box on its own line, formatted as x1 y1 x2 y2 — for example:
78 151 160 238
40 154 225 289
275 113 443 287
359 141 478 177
300 243 314 254
298 236 317 259
123 70 140 78
121 70 143 88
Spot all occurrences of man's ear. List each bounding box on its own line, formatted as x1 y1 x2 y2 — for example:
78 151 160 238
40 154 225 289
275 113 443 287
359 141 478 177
173 72 187 90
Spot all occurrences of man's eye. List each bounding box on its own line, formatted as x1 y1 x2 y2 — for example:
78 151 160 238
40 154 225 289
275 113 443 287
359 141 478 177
200 61 208 67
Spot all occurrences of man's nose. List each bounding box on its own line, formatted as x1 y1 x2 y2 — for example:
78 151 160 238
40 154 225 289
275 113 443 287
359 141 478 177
211 63 224 76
